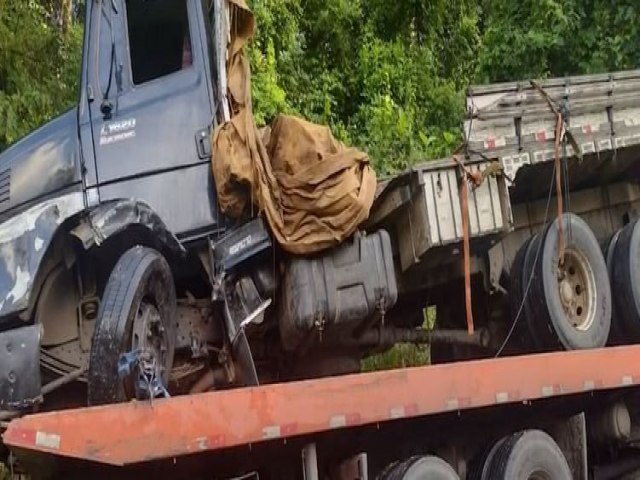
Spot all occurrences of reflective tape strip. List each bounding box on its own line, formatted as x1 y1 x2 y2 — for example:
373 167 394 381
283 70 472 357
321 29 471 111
445 399 459 410
582 142 596 153
35 431 60 450
389 405 418 419
445 398 472 410
193 435 224 450
536 131 548 142
389 407 405 419
541 386 555 397
495 392 509 404
329 415 347 429
599 139 613 150
329 414 361 428
345 414 361 426
484 137 507 150
622 376 634 386
262 426 281 439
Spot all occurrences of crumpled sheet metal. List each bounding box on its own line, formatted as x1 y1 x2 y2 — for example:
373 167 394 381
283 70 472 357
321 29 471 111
0 192 84 320
70 199 185 254
0 195 185 323
212 0 376 255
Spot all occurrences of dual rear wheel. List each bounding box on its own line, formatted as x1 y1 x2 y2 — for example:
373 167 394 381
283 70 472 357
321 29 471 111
470 430 571 480
379 430 571 480
510 213 611 351
605 218 640 344
379 456 460 480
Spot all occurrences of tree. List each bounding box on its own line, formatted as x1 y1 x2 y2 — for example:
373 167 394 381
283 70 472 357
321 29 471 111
2 0 640 172
249 0 479 173
248 0 640 174
0 0 82 150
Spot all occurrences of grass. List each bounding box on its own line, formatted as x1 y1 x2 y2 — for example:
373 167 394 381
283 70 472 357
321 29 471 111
361 343 430 372
361 306 435 372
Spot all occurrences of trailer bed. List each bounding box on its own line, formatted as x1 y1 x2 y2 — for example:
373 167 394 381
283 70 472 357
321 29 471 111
4 346 640 467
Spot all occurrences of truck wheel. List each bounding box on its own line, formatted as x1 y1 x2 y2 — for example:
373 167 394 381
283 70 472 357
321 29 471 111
510 234 541 348
378 456 459 479
604 229 624 344
509 236 533 348
610 219 640 342
484 430 572 480
88 246 176 405
528 213 611 350
467 438 505 480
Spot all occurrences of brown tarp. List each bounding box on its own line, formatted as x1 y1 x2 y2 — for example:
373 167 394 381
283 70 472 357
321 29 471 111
211 0 376 255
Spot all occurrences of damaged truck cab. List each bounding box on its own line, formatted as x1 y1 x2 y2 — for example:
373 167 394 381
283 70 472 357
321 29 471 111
0 0 225 408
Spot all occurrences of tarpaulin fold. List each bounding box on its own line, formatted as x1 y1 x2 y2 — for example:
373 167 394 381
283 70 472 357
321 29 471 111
212 0 376 255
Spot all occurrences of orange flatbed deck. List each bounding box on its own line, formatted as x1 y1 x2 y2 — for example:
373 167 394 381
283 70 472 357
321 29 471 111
4 346 640 466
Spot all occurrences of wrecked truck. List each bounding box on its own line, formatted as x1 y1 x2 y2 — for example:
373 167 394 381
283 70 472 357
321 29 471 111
2 0 640 417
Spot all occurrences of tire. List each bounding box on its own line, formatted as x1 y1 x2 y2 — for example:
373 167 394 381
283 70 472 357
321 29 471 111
88 246 177 405
528 213 611 350
604 229 624 344
378 456 459 480
610 219 640 342
467 438 506 480
509 236 536 349
522 233 555 349
485 430 572 480
523 233 564 349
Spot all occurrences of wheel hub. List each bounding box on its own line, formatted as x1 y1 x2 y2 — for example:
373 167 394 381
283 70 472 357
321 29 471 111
559 279 573 307
130 301 169 391
556 249 597 332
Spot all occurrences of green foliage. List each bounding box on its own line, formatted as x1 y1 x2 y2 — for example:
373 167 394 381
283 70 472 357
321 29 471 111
477 0 640 81
0 0 82 151
248 0 640 174
2 0 640 172
361 307 436 371
362 344 430 372
248 0 479 173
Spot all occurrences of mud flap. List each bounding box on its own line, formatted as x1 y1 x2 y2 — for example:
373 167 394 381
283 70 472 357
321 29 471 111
0 325 41 410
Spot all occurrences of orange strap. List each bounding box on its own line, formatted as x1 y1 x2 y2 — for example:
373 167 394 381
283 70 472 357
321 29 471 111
460 177 474 335
553 113 566 266
453 156 482 335
531 81 568 266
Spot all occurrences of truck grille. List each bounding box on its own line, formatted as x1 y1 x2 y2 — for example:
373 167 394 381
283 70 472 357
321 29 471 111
0 169 11 205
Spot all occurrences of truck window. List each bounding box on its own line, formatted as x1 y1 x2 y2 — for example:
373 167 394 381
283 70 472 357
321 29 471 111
125 0 192 85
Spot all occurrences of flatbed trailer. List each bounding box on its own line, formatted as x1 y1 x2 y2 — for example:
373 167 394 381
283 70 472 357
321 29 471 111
5 346 640 479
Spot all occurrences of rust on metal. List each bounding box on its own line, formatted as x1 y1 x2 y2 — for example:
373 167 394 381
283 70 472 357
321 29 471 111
4 346 640 466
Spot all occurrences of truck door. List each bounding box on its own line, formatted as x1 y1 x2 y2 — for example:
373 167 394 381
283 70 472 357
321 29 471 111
87 0 219 239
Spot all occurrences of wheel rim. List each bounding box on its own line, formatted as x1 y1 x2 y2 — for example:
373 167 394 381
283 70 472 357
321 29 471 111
557 248 597 332
127 299 170 397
